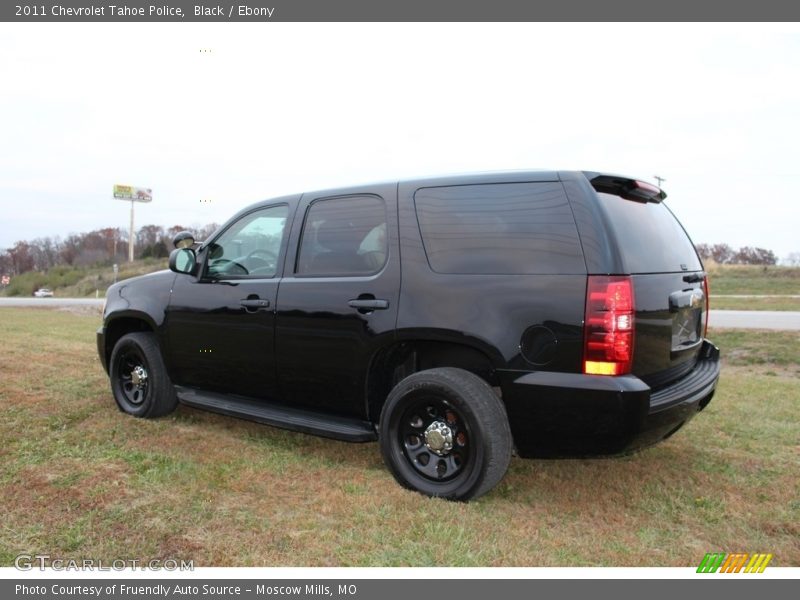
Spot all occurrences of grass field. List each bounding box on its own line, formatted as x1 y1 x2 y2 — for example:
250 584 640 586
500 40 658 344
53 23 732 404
0 308 798 567
707 264 800 296
712 296 800 312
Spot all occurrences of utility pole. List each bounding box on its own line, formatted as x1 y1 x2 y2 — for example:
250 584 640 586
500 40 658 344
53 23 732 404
128 199 135 262
654 175 666 188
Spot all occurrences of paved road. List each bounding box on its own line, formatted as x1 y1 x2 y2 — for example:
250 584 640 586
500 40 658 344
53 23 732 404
2 299 799 330
0 297 104 307
709 310 800 330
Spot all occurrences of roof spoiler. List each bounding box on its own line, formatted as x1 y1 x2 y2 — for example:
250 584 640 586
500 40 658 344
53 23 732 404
585 173 667 203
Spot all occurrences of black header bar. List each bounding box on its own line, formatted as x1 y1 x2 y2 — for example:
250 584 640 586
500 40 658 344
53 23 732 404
4 0 800 22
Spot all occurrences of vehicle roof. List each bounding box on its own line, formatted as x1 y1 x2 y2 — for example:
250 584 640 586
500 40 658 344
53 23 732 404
242 169 581 210
310 169 567 197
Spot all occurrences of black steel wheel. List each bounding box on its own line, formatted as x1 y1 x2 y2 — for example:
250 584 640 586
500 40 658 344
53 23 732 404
379 367 512 501
398 397 471 482
109 332 177 418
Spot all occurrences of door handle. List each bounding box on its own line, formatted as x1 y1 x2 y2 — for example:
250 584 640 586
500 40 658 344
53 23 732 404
240 298 270 309
682 272 706 283
347 299 389 310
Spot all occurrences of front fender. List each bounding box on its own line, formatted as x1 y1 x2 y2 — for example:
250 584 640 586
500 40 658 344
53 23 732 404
103 270 177 329
98 270 177 371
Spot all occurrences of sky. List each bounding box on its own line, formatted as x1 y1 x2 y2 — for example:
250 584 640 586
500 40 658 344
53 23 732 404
1 22 799 259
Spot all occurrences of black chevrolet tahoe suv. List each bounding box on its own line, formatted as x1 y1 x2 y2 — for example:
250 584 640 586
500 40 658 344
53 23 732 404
97 170 720 500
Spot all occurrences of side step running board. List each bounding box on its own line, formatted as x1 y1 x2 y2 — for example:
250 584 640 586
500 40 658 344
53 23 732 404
175 386 377 442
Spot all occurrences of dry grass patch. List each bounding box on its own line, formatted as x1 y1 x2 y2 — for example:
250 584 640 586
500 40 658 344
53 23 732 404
706 263 800 295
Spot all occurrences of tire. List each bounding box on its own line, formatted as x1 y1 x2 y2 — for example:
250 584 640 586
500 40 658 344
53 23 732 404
379 367 512 501
109 332 177 418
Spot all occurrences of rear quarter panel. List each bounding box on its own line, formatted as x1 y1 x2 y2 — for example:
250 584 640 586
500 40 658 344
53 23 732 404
396 175 587 373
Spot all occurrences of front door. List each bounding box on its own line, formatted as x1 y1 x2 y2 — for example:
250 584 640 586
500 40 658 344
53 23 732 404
164 200 295 401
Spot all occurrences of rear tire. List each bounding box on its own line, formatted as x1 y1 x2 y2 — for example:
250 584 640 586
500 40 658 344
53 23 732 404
109 332 177 418
379 367 512 501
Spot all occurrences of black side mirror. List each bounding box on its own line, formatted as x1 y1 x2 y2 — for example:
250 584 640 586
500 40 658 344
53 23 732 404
172 231 195 249
169 248 197 275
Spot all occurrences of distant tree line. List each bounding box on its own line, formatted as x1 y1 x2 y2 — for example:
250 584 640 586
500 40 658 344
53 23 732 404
784 252 800 267
694 243 779 266
0 223 219 276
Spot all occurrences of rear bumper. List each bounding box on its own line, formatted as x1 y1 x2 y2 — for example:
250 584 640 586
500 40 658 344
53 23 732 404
500 340 720 458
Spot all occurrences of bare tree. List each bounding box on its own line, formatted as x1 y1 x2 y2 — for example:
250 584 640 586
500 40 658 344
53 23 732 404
695 243 712 261
784 252 800 266
0 252 14 276
7 241 35 274
195 222 220 242
731 246 777 266
710 243 734 264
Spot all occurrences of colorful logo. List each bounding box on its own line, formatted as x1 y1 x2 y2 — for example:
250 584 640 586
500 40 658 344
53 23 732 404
697 553 773 573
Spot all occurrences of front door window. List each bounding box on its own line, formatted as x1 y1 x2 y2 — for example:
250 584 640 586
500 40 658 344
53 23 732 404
206 204 289 278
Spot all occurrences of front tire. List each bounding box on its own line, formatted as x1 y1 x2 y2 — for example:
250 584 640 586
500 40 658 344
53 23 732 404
109 332 177 418
379 367 512 501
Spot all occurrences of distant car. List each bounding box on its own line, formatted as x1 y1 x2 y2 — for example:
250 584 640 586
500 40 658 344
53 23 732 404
33 288 53 298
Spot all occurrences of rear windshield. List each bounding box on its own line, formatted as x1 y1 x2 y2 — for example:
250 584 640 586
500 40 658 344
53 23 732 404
597 193 702 273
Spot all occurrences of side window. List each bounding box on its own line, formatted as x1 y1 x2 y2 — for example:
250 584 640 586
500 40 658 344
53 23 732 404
205 204 289 278
413 182 585 275
296 195 387 277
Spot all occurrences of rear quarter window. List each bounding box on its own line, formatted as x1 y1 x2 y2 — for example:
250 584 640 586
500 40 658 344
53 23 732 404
413 182 585 275
597 193 702 274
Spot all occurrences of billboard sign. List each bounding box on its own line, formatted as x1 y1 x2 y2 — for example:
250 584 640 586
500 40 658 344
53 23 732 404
113 184 152 202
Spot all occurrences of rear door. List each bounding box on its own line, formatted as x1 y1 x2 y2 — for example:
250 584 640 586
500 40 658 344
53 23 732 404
275 184 400 418
594 191 706 388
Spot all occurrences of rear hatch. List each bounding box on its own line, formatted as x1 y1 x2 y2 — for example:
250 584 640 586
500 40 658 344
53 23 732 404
593 182 707 389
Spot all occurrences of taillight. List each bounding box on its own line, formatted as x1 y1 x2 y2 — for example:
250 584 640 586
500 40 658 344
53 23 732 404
703 275 710 338
583 275 635 376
